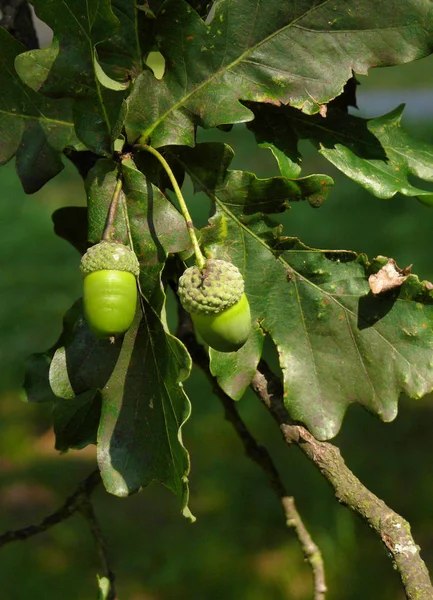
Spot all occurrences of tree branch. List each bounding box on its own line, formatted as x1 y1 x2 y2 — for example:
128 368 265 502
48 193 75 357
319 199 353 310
252 360 433 600
0 469 117 599
176 304 326 599
0 469 101 547
78 494 117 600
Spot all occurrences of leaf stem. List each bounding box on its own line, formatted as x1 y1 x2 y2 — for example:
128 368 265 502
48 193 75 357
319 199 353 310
102 176 123 241
136 144 205 268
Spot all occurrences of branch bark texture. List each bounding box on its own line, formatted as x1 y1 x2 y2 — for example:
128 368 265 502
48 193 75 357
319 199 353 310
177 307 327 599
252 361 433 600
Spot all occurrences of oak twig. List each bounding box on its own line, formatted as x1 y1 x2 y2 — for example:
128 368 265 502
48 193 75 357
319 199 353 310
252 360 433 600
0 469 117 599
79 495 117 600
102 176 124 242
176 304 326 599
0 470 101 547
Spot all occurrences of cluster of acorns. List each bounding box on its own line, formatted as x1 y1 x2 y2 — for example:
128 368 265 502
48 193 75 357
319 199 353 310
80 241 251 352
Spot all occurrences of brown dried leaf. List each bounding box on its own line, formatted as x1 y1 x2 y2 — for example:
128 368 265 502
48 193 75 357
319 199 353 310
368 258 412 295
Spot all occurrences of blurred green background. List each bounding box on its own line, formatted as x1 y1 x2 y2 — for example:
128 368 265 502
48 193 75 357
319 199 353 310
2 56 433 600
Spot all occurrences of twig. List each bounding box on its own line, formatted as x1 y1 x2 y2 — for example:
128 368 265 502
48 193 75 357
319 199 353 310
102 176 123 241
0 469 117 598
252 360 433 600
0 469 101 547
176 303 326 599
79 495 117 600
219 389 327 600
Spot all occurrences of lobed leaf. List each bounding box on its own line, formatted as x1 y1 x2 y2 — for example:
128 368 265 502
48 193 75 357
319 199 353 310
46 298 193 516
96 303 192 518
248 103 433 199
0 28 79 192
174 142 433 440
14 0 127 154
126 0 433 147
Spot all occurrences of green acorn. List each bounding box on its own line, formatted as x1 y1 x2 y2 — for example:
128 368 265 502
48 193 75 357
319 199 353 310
178 259 251 352
80 241 140 338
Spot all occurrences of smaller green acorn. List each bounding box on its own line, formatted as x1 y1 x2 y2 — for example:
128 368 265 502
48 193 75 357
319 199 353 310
80 241 140 338
178 259 251 352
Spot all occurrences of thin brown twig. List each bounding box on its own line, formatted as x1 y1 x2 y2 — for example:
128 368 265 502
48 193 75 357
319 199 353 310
102 177 124 241
219 390 327 600
0 469 117 598
176 303 327 599
252 360 433 600
0 469 101 547
79 496 117 600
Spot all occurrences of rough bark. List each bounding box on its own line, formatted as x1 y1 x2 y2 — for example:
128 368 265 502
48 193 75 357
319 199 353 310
252 361 433 600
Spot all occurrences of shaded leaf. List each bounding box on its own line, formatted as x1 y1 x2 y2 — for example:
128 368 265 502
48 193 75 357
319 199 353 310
23 352 58 404
49 309 123 401
96 0 154 81
122 158 192 309
171 142 333 211
47 297 193 515
85 156 191 309
96 303 192 519
54 390 102 452
126 0 433 146
23 300 85 403
249 103 433 199
14 0 126 154
175 142 433 440
0 28 79 192
85 158 127 244
52 206 88 255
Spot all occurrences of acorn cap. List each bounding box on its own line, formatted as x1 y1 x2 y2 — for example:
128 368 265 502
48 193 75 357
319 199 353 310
178 259 244 315
80 241 140 277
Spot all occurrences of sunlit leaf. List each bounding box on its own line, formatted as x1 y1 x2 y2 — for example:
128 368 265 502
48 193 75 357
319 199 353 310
126 0 433 146
174 142 433 440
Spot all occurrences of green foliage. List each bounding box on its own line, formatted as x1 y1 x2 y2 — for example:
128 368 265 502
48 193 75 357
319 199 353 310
0 29 79 193
2 0 433 512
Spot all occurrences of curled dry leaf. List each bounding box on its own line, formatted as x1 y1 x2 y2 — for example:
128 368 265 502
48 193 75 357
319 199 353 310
368 258 412 295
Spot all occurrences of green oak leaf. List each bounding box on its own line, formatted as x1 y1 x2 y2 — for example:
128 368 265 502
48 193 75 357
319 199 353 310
23 300 86 404
85 158 129 244
125 0 433 147
47 299 193 515
0 28 79 193
173 142 433 440
248 103 433 199
170 142 333 211
52 206 88 255
96 0 155 82
14 0 126 154
53 390 102 452
96 303 192 518
24 300 106 450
